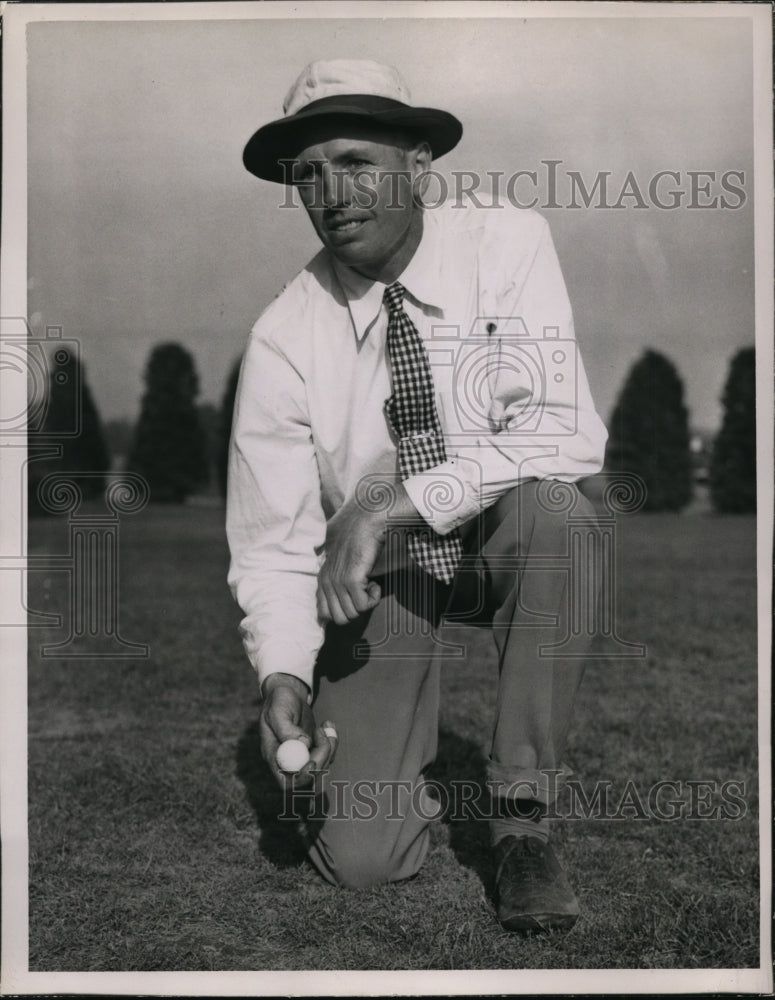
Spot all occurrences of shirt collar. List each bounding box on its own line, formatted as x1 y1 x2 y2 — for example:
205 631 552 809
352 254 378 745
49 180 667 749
333 210 445 342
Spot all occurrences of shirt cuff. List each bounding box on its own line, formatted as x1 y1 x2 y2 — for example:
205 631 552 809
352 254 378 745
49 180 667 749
243 633 315 702
402 459 482 535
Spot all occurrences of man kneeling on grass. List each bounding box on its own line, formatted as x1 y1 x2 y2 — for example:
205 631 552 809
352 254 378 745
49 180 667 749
227 59 607 933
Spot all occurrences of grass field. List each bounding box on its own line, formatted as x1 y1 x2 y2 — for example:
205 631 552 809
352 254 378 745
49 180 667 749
26 502 760 971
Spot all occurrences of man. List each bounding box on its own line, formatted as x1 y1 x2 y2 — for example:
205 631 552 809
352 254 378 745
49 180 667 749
228 59 607 932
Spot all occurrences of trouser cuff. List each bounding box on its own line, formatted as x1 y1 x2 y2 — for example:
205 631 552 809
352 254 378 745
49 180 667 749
486 759 574 806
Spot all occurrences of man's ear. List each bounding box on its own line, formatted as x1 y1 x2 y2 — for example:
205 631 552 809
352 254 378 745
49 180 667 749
410 140 432 177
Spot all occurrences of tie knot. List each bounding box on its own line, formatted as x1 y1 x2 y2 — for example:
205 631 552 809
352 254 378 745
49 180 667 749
383 281 406 314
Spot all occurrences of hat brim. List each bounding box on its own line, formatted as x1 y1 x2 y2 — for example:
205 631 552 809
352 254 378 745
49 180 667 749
243 94 463 183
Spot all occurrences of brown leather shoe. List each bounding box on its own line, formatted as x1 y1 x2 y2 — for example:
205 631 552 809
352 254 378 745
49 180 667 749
494 835 580 933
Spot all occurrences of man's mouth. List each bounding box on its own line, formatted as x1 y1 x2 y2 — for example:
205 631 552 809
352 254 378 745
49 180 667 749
327 218 366 234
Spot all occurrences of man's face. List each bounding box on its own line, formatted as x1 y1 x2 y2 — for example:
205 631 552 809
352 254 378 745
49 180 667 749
293 125 430 282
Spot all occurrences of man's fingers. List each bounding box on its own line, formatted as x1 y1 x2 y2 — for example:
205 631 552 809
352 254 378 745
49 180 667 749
307 720 338 772
319 544 382 625
263 722 313 789
258 719 280 769
273 720 310 747
322 581 350 626
349 577 379 614
336 583 361 621
260 714 308 784
259 719 290 788
288 721 337 790
258 683 315 790
264 693 310 746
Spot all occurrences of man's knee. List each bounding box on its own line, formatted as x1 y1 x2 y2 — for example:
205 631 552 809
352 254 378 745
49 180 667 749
316 841 398 889
307 815 430 889
488 480 596 554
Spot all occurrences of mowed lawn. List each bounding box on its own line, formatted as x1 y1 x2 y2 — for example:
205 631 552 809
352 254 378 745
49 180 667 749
26 502 760 971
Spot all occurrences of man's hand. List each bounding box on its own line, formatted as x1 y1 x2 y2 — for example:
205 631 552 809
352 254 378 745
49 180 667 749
317 498 386 625
259 673 338 788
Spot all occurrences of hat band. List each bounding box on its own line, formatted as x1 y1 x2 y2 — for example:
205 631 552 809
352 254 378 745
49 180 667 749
290 93 411 119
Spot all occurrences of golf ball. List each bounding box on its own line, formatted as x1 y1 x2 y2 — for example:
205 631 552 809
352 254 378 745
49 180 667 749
276 738 310 774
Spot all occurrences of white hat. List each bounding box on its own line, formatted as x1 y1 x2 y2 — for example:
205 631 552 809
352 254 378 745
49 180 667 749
243 58 462 183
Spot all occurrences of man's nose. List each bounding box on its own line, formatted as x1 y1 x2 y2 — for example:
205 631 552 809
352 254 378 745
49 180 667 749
320 164 350 207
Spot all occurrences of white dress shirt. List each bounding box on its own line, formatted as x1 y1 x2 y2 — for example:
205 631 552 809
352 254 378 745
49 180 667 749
226 200 607 690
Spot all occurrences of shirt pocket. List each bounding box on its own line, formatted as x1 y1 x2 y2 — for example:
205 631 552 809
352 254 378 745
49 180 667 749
437 338 502 437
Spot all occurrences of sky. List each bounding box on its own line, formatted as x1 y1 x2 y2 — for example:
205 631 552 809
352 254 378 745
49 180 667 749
24 8 756 431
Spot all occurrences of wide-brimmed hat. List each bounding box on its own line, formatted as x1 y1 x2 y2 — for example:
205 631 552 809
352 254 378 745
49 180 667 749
243 59 463 184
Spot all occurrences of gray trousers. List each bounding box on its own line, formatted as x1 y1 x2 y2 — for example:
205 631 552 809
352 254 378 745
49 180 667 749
304 480 599 888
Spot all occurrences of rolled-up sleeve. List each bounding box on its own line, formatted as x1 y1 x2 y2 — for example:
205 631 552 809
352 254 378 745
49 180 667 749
226 329 326 691
404 214 607 536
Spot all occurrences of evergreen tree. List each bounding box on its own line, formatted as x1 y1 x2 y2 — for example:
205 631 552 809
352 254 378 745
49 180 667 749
709 347 756 513
29 350 110 515
607 349 693 511
217 357 242 498
127 343 208 503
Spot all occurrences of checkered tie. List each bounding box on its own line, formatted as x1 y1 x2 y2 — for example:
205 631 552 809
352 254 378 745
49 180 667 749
383 281 463 583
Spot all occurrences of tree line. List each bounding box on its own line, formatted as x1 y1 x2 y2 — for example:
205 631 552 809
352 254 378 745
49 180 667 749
29 341 756 514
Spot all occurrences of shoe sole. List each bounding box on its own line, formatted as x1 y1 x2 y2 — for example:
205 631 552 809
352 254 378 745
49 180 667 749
499 911 579 934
